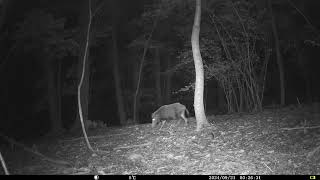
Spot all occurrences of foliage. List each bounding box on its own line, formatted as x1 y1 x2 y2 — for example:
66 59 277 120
13 9 78 59
12 9 80 114
129 0 270 112
175 0 268 112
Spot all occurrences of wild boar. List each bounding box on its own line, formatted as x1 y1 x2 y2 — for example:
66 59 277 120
151 102 190 128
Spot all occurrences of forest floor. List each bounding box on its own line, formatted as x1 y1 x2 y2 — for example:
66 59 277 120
1 103 320 175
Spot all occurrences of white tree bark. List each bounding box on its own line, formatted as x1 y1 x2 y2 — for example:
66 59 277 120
191 0 208 131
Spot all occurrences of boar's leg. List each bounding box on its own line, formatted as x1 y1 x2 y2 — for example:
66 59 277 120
159 120 166 130
180 111 188 126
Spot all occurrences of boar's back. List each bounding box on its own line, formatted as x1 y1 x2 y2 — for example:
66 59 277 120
152 102 186 120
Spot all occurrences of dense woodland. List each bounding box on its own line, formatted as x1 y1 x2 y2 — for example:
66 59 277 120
0 0 319 139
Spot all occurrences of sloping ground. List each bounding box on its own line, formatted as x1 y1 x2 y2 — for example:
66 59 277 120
2 104 320 174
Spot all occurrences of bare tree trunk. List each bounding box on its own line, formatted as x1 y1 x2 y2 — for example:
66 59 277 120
133 10 160 123
191 0 209 131
0 0 10 32
0 151 9 175
268 0 285 106
132 60 140 123
204 82 207 111
0 0 13 71
133 47 147 124
217 83 226 112
57 60 62 129
297 51 312 103
111 25 127 125
82 56 90 121
165 54 172 104
155 47 162 106
259 41 271 107
76 0 93 152
70 49 90 132
46 58 62 135
69 0 95 133
0 0 11 129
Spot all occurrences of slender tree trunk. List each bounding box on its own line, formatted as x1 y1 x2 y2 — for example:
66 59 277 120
0 0 13 71
259 42 271 107
82 54 90 120
70 0 91 132
297 51 312 103
76 0 93 151
111 25 127 125
133 49 146 124
70 49 90 132
132 59 140 123
0 151 9 175
217 83 226 112
155 47 162 106
204 82 207 111
133 10 160 123
57 60 62 129
165 54 172 104
304 74 312 103
268 0 285 106
0 0 10 32
46 58 62 135
191 0 209 131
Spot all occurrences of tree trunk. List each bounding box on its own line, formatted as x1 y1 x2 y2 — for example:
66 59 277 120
70 49 90 132
191 0 209 131
133 9 159 123
0 0 13 72
82 53 90 121
268 0 285 106
165 53 172 104
111 25 127 125
46 59 63 135
155 47 162 106
0 0 10 128
57 60 62 129
0 0 10 32
132 59 140 123
70 0 92 132
76 0 93 151
297 51 312 103
217 83 226 112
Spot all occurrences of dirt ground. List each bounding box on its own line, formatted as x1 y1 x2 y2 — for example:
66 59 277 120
1 104 320 175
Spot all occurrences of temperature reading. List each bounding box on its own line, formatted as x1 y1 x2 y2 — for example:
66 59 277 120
129 175 136 180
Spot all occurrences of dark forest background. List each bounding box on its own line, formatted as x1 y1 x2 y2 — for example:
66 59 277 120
0 0 319 140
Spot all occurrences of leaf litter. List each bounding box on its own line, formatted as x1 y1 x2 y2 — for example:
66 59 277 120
2 103 320 174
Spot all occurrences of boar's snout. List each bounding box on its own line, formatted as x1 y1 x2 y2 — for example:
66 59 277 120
151 117 158 128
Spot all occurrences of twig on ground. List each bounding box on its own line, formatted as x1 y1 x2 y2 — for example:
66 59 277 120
114 142 151 150
0 133 70 166
0 151 9 175
281 125 320 131
261 161 273 173
60 133 128 142
307 145 320 159
60 135 106 142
